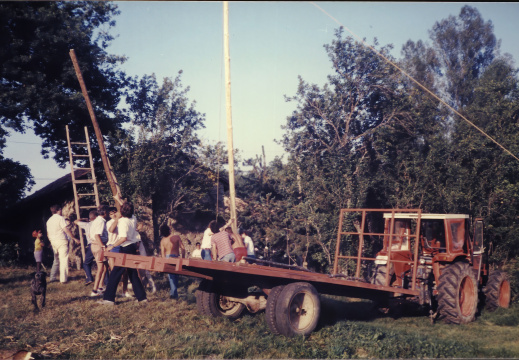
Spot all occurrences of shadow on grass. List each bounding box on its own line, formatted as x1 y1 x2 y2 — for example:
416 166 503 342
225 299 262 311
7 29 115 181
317 296 430 330
0 274 32 285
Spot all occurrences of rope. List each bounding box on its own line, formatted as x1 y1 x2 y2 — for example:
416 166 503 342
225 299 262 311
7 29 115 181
311 2 519 163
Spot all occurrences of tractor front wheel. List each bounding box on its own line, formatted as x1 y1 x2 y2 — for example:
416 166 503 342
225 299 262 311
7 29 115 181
484 270 511 312
437 262 478 324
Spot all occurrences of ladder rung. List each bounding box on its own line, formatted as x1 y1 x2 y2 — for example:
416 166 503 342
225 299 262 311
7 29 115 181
80 206 98 209
71 142 88 146
74 167 92 171
78 193 96 197
72 154 89 157
74 179 96 184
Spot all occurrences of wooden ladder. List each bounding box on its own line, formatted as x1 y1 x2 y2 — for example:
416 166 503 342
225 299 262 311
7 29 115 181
66 125 100 261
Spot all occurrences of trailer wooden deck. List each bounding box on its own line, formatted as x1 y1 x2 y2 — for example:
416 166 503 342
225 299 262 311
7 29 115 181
102 251 419 299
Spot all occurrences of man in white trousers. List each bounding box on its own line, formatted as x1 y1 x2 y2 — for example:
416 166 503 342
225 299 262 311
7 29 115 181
46 204 77 283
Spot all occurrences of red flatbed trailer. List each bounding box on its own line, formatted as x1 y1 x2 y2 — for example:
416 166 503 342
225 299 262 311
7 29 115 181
102 209 427 337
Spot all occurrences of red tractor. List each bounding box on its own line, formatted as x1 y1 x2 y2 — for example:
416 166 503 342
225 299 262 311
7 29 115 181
370 212 511 323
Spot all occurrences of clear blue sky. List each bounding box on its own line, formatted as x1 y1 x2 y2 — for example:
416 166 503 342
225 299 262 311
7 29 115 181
5 2 519 195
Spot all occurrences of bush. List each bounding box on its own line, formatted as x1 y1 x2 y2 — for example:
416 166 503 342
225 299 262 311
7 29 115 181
0 241 20 266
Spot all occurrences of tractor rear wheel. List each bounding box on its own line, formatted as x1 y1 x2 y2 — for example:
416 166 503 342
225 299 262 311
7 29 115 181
484 271 511 312
372 265 395 314
196 280 246 320
275 282 320 337
437 262 478 324
265 285 285 335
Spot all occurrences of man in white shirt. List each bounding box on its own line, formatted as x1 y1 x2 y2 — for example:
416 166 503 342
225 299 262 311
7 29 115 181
46 204 77 283
75 210 97 285
100 202 147 305
89 205 110 297
240 229 255 261
200 222 214 260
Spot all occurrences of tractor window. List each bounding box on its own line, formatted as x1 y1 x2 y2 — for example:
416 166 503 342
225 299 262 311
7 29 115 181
449 220 465 252
422 220 446 251
474 220 484 254
391 220 409 250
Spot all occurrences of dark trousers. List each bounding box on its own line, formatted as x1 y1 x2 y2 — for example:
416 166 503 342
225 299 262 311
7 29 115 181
83 244 94 282
103 243 146 302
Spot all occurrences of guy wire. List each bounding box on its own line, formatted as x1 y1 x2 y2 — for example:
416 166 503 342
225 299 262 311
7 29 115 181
311 2 519 163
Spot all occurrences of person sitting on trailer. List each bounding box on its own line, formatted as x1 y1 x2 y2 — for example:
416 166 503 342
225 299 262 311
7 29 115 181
210 221 235 262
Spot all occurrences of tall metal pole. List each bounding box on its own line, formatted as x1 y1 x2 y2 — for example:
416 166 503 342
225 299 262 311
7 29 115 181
223 2 238 233
69 49 123 210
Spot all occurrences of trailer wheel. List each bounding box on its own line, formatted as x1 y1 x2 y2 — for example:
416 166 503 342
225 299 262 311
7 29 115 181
437 262 478 324
195 289 207 315
265 285 285 335
196 280 245 320
275 282 320 337
205 292 246 320
484 271 511 312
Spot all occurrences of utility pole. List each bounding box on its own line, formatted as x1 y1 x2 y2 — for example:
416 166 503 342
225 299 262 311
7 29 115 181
223 1 238 233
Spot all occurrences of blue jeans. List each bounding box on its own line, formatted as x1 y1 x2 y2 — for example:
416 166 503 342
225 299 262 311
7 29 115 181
166 254 179 299
201 249 212 261
220 252 236 262
83 244 94 282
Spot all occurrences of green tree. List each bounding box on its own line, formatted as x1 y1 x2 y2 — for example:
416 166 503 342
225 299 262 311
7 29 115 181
114 73 213 244
428 5 498 109
238 29 412 271
0 1 128 164
0 156 34 209
399 6 519 262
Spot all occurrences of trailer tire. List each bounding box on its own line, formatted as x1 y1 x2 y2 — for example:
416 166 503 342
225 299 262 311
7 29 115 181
195 289 207 315
484 271 511 312
196 280 245 320
265 285 285 335
275 282 320 337
437 262 478 324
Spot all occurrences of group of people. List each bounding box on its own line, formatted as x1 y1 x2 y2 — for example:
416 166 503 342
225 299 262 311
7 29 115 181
34 203 256 305
34 202 148 305
198 220 255 263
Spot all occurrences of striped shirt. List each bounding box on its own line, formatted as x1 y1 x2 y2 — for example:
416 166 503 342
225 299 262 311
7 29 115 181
211 231 233 260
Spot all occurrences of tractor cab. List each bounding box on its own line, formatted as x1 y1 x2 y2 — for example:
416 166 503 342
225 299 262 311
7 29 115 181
378 213 471 261
374 213 473 290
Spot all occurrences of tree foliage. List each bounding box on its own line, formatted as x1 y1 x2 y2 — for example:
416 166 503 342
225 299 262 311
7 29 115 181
0 1 128 164
0 156 34 209
112 73 214 243
240 6 519 270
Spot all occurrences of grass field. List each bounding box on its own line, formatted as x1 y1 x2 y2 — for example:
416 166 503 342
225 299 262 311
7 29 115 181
1 267 518 359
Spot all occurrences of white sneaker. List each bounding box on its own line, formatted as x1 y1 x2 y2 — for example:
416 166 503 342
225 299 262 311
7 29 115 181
97 287 105 294
90 291 99 297
96 299 115 306
123 292 133 298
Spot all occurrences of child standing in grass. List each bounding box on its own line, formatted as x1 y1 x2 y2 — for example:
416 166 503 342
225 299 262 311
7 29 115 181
32 230 44 272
